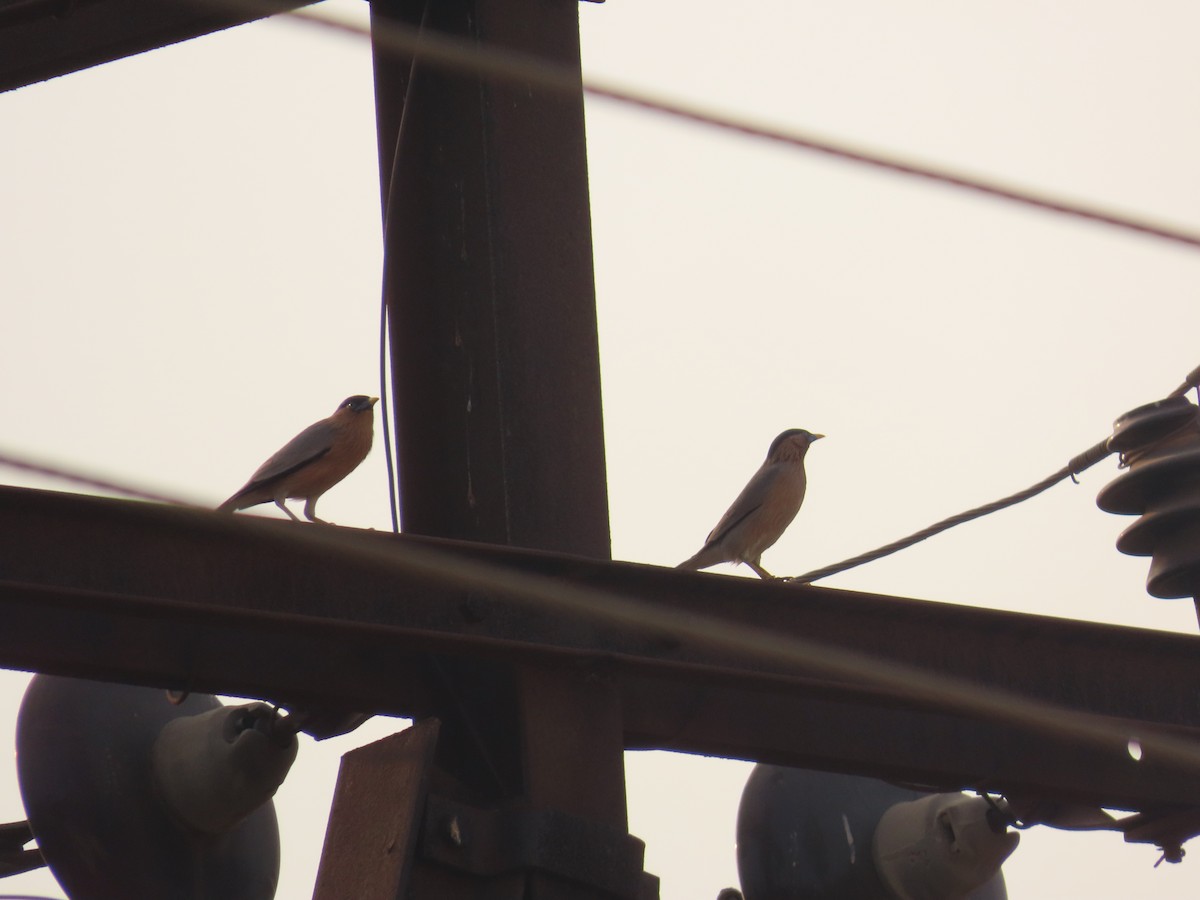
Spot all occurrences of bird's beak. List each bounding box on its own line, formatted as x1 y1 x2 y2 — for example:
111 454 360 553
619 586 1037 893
369 397 380 407
810 433 825 441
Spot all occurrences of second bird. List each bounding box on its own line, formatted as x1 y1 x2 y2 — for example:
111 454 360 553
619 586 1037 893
218 395 378 524
677 428 823 579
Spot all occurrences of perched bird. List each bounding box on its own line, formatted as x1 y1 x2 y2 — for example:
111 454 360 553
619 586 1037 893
218 395 378 523
677 428 823 579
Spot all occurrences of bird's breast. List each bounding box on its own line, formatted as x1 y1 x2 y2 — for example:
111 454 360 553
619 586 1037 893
739 470 807 557
283 417 374 498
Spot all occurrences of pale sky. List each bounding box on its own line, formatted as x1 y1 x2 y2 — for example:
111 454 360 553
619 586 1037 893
3 0 1200 897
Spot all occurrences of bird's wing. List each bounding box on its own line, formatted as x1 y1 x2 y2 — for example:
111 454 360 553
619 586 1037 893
237 420 337 493
703 464 783 546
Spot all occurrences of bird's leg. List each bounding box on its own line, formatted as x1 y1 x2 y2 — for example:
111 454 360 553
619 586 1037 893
274 498 302 522
746 560 775 580
303 497 329 525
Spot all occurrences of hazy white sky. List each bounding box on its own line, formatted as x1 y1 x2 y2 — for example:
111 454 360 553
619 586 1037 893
3 0 1200 896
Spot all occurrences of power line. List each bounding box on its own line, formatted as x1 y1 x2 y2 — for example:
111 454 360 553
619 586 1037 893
0 452 187 506
792 364 1198 584
791 437 1113 584
1168 363 1200 398
376 0 432 538
279 7 1200 253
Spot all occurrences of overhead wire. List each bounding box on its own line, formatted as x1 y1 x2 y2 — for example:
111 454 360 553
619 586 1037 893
792 364 1198 584
375 0 434 537
379 271 399 533
0 453 187 506
790 437 1115 584
276 6 1200 253
1168 363 1200 399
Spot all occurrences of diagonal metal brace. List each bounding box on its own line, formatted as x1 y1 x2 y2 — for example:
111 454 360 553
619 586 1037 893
421 794 658 899
0 820 45 877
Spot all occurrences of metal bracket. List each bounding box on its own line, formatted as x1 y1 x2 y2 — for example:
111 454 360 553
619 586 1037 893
420 794 658 899
1121 806 1200 864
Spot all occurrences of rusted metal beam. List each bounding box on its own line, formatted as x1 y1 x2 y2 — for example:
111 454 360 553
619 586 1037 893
2 486 1200 811
0 0 312 94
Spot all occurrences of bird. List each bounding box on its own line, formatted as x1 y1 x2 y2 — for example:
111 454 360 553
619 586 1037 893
218 395 378 523
677 428 823 579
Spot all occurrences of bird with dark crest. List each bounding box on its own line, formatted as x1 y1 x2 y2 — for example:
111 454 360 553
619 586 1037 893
218 395 377 523
677 428 823 579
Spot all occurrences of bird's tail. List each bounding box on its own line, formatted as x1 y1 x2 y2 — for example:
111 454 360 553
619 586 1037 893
216 492 246 513
676 545 722 571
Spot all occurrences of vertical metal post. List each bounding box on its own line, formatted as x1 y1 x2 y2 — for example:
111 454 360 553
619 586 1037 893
368 0 640 896
372 0 609 557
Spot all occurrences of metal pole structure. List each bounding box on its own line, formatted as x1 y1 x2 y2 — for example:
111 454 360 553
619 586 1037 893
364 0 643 894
